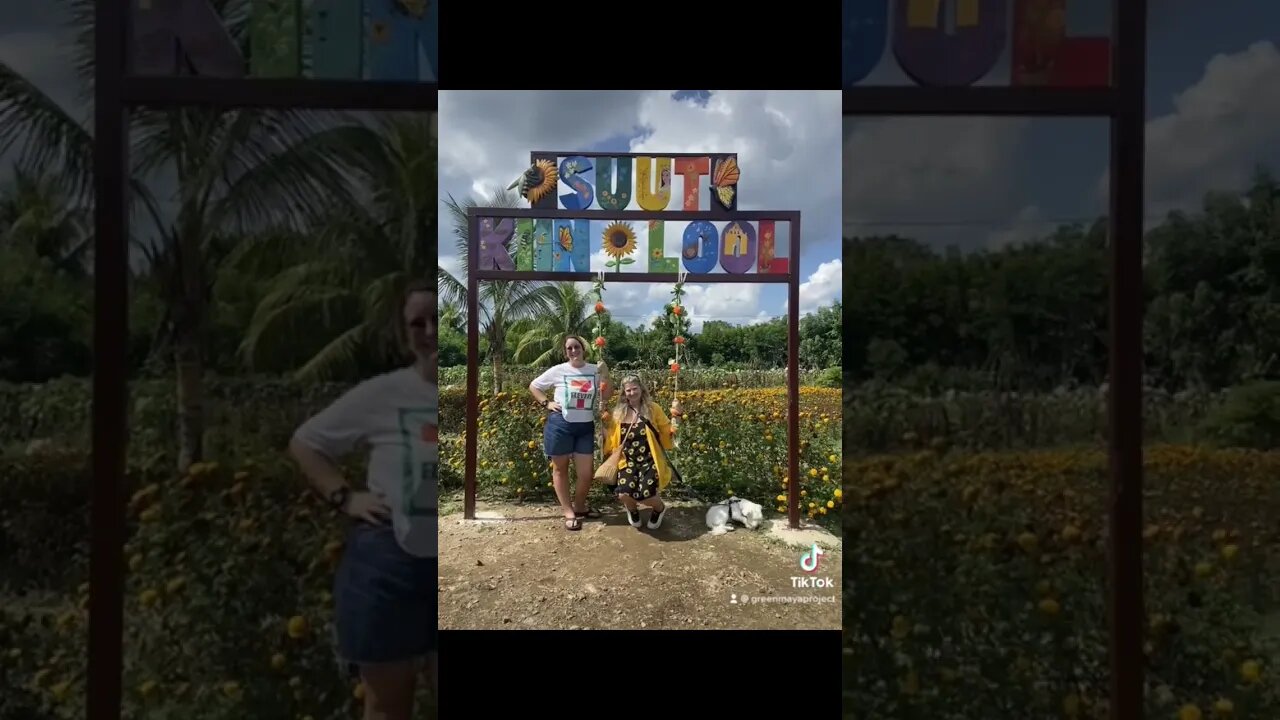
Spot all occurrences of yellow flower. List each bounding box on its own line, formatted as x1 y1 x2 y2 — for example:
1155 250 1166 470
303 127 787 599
1178 704 1202 720
286 615 309 639
1213 698 1233 717
1240 659 1261 683
1220 544 1238 561
1037 598 1060 616
890 615 911 640
602 222 637 260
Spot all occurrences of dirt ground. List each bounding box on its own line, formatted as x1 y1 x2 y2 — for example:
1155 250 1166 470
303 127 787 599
437 498 841 630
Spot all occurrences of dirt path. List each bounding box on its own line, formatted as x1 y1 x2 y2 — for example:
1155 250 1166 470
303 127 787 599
438 499 841 630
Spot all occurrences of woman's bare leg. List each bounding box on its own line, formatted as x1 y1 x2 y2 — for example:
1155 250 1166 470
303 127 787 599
360 660 417 720
549 455 576 520
572 452 594 513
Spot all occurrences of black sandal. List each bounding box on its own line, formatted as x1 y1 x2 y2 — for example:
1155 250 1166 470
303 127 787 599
564 517 583 531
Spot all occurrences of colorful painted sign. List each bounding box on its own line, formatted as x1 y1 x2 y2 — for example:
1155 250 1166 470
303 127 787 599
843 0 1109 87
480 152 790 276
476 216 789 276
130 0 438 81
514 154 742 213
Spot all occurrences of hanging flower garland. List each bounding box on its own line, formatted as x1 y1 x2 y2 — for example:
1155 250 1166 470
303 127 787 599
667 273 688 439
590 271 611 402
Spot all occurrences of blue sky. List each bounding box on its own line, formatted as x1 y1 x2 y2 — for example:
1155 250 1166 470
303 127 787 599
438 90 843 332
843 0 1280 251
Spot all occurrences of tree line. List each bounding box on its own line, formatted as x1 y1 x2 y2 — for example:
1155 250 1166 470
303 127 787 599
843 169 1280 393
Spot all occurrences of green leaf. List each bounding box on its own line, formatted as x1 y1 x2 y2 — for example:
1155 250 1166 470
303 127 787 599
620 257 635 265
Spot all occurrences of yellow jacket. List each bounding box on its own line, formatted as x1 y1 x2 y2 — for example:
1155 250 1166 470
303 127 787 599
602 401 676 490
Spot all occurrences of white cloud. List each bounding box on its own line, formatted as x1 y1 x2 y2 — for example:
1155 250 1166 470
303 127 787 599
987 205 1059 249
438 90 842 333
843 117 1028 239
1099 41 1280 217
799 258 842 313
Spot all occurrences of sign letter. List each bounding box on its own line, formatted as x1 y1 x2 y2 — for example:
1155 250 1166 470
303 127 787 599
636 157 673 211
893 0 1006 87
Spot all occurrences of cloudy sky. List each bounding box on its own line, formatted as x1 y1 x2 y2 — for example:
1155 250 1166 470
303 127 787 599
438 90 843 333
844 0 1280 251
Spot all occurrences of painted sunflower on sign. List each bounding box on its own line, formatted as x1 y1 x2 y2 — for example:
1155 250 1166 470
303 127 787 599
602 222 637 269
508 159 558 205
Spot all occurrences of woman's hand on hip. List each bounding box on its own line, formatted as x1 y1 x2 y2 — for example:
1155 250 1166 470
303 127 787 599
545 401 562 413
345 491 392 525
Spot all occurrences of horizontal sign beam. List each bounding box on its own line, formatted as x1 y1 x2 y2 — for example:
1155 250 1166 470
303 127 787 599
843 86 1119 116
466 208 796 222
473 270 791 284
120 77 438 110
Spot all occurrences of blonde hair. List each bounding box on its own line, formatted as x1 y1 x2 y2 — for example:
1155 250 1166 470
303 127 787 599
611 375 652 425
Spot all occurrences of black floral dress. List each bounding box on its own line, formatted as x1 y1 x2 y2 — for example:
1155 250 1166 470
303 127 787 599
615 418 658 501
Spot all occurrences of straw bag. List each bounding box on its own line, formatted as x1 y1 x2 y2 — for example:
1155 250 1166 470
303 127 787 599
593 444 624 483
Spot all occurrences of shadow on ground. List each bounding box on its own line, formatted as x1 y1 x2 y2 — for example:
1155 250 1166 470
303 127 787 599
438 498 841 630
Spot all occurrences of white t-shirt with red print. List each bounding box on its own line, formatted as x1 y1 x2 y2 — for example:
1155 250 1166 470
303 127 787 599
292 367 437 558
531 362 599 424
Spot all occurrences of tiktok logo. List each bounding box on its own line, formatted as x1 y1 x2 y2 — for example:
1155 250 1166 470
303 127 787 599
799 543 823 573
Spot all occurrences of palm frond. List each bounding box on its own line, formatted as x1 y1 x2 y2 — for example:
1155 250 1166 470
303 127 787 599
0 62 94 205
238 284 362 370
293 322 377 383
210 119 377 235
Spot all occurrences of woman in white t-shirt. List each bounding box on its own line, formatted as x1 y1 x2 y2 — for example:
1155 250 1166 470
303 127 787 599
288 281 437 720
529 335 603 531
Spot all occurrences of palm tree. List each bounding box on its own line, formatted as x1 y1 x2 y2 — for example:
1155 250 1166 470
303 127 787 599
510 282 593 367
0 167 92 275
237 113 437 381
438 187 560 394
0 0 373 469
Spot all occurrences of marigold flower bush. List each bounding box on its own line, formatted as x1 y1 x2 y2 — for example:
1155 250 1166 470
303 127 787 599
842 444 1280 718
0 454 435 720
439 384 842 529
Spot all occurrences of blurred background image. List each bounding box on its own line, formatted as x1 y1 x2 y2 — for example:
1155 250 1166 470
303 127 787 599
0 1 437 718
842 0 1280 717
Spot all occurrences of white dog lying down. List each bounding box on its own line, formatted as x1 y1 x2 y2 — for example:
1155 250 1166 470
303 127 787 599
705 497 764 535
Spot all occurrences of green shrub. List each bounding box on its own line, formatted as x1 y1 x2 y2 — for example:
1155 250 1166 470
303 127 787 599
1199 381 1280 449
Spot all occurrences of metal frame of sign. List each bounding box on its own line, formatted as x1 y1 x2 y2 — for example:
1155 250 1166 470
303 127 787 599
843 2 1147 718
89 2 437 717
463 152 804 531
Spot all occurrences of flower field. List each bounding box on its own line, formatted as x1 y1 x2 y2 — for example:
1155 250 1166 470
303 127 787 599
0 454 435 720
438 383 843 529
842 444 1280 718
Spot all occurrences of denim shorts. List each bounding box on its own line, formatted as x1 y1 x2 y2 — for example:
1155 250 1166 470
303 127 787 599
543 411 595 457
332 521 436 674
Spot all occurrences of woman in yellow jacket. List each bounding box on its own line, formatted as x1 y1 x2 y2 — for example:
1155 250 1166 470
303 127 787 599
601 375 676 529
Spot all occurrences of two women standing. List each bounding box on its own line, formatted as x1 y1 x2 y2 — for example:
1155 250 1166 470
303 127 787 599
529 336 676 531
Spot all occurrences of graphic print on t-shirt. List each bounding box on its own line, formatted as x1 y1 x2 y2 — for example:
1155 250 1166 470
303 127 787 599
399 407 437 517
563 375 596 410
